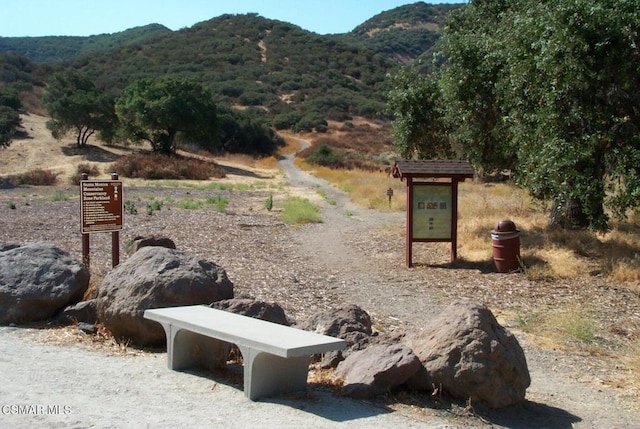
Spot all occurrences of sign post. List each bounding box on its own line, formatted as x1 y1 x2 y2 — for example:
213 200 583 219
386 187 394 209
392 160 474 267
80 173 123 270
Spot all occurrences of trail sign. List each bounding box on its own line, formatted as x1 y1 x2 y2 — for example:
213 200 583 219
80 180 123 234
392 160 474 267
412 183 453 240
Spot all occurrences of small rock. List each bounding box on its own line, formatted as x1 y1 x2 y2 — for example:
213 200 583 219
335 343 421 398
77 322 97 335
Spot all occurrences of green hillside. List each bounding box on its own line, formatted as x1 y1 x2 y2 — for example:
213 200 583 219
0 24 171 64
349 2 460 64
0 2 464 157
66 13 396 125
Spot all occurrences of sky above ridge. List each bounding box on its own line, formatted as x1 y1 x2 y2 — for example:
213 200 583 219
1 0 463 37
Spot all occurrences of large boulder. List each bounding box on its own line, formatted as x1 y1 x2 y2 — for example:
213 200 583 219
0 242 89 324
335 343 421 398
96 246 233 346
211 298 289 326
298 304 373 367
407 302 530 408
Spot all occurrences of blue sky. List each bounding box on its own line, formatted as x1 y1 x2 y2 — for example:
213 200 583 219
1 1 463 37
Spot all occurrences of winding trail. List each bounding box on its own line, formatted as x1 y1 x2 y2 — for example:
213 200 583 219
279 140 400 273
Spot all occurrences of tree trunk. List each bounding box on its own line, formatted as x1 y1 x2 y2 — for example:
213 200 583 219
548 198 590 230
160 130 176 155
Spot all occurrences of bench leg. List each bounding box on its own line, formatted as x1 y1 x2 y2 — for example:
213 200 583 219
161 323 230 371
156 323 311 401
239 346 311 401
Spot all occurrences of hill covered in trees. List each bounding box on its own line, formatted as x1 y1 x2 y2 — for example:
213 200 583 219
0 3 463 127
0 24 171 64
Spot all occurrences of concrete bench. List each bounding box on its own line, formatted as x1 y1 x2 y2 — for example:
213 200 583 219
144 305 346 400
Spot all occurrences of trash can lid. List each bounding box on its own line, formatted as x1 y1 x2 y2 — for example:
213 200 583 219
494 219 519 232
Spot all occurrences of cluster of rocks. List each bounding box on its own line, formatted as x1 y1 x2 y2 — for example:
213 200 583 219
0 239 530 408
298 302 530 408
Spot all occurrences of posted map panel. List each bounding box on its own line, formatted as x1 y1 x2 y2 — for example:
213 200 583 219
80 181 123 234
412 184 452 240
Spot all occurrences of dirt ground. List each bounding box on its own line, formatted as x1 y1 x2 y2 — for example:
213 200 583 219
0 113 639 428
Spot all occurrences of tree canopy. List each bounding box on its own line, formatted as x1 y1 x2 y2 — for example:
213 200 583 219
386 67 452 160
115 77 220 155
217 106 284 156
0 105 21 148
0 88 22 148
390 0 640 231
42 70 115 147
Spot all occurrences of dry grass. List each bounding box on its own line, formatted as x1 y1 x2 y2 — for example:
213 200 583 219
300 165 640 286
297 162 405 211
456 182 640 283
307 364 343 389
519 305 597 345
293 120 395 171
277 132 305 156
37 323 143 356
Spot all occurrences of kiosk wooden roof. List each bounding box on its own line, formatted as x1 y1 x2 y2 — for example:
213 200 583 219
392 159 474 181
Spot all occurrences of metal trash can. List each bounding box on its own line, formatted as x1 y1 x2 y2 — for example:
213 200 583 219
491 219 521 273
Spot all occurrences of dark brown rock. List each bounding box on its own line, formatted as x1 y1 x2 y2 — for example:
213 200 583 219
335 343 421 398
406 302 530 408
130 235 176 254
298 304 373 367
96 247 233 346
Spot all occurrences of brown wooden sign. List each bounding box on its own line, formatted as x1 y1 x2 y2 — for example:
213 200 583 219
80 180 123 234
393 160 474 267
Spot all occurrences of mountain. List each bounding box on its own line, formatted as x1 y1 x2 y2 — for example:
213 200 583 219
349 2 461 65
0 3 465 134
0 24 171 64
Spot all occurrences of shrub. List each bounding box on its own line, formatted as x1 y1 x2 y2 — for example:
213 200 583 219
282 197 322 224
50 191 69 201
70 163 102 184
111 153 225 180
145 200 163 215
124 200 138 215
77 162 101 177
306 144 343 169
265 193 273 211
9 169 58 186
293 111 327 133
208 195 229 213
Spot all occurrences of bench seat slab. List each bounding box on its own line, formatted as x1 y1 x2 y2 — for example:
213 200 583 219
144 305 346 401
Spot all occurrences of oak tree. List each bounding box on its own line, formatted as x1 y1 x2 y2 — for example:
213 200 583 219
115 77 220 155
42 70 115 147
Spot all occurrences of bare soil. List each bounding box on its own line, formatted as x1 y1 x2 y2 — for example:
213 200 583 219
0 113 639 428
